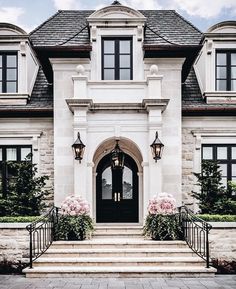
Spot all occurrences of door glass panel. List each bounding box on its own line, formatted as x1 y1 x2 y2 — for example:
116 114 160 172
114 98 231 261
203 147 213 160
0 148 2 161
217 53 226 65
6 148 17 161
217 147 227 159
232 147 236 159
102 167 112 199
122 166 133 199
104 40 115 53
219 163 227 177
21 148 31 161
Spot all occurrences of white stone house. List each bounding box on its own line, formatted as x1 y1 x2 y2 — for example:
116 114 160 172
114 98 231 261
0 1 236 224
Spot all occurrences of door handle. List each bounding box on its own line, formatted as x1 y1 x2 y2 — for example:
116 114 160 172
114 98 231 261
114 192 117 202
118 192 121 202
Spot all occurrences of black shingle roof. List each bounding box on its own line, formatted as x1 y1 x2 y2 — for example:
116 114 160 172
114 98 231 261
30 10 202 47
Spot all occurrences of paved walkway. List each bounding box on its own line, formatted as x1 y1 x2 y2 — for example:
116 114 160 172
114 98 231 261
0 275 236 289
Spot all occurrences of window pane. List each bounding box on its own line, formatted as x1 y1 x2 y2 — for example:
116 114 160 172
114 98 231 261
217 67 226 78
203 147 213 160
231 80 236 91
123 166 133 199
231 67 236 78
219 164 227 176
104 41 115 53
0 69 2 81
0 81 2 93
7 55 16 67
221 177 227 188
0 55 2 67
104 69 115 80
217 147 227 159
120 69 130 80
102 167 112 199
120 41 130 53
6 148 17 161
6 82 17 93
7 69 17 81
232 147 236 159
231 53 236 65
21 148 31 161
120 55 130 68
104 55 114 68
217 53 226 65
0 148 2 161
217 80 227 91
232 164 236 176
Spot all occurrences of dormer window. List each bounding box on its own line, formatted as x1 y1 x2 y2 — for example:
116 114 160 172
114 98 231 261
216 51 236 91
102 38 133 80
0 52 17 93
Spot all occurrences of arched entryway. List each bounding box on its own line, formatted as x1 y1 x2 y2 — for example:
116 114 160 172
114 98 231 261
96 152 139 223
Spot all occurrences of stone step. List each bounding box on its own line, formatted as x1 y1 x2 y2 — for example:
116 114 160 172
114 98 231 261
94 226 142 235
51 239 188 249
33 256 205 267
92 232 142 238
23 266 217 278
45 247 196 258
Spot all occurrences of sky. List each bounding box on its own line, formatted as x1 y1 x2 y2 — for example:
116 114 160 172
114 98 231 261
0 0 236 33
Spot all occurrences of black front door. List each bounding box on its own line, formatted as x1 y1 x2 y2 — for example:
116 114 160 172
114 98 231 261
96 153 138 223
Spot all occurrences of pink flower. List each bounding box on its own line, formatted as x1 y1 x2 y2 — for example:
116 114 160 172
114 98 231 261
147 193 177 215
61 196 91 216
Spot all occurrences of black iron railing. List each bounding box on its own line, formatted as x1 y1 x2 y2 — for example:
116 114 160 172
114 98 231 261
179 206 212 268
26 206 58 268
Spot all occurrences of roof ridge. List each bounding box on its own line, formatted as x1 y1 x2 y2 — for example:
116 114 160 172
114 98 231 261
172 10 202 35
29 10 62 36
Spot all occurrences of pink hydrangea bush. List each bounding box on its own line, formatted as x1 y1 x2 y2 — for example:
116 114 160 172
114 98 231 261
61 196 90 216
148 192 177 215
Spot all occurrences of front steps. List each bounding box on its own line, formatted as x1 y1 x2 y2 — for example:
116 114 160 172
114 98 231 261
23 226 216 277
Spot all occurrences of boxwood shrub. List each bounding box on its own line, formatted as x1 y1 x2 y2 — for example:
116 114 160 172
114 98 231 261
197 214 236 222
0 216 40 223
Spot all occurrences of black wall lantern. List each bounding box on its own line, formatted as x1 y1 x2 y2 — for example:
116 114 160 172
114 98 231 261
150 131 164 162
110 140 125 170
72 132 85 162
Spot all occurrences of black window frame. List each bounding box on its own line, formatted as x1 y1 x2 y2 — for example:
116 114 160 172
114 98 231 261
0 145 32 197
216 50 236 91
202 144 236 194
0 51 18 93
101 37 133 80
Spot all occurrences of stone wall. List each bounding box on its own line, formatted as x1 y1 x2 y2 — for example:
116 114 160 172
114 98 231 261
39 127 54 205
209 223 236 261
0 224 29 264
182 127 196 207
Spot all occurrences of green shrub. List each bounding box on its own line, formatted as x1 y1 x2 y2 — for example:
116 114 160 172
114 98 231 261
0 155 49 216
197 214 236 222
0 216 40 223
192 160 236 214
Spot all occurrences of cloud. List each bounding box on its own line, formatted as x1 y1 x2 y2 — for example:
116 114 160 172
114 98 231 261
172 0 236 18
0 6 34 32
123 0 162 10
52 0 80 10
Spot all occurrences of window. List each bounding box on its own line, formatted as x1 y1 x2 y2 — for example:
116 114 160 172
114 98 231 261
202 144 236 192
102 38 132 80
0 146 31 197
0 52 18 93
216 51 236 91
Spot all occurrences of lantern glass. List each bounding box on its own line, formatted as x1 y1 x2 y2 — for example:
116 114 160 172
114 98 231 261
110 140 124 170
150 131 164 161
72 132 85 162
